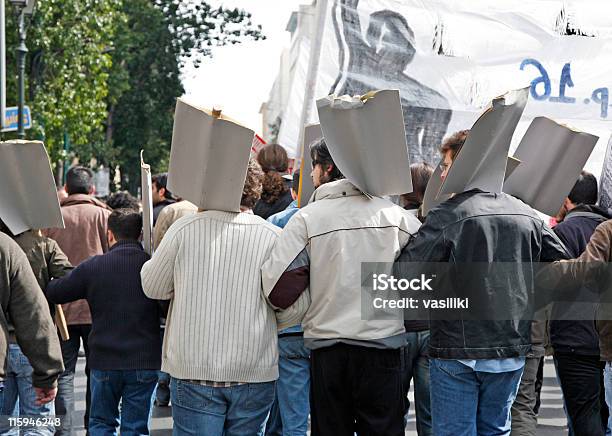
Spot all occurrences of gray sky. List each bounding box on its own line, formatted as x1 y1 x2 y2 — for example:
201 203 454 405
182 0 307 133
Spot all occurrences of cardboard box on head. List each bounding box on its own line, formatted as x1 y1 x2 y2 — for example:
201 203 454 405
438 87 529 197
422 156 522 217
297 123 322 207
0 140 69 341
316 89 413 197
167 99 254 213
503 117 599 216
0 141 64 235
140 151 153 255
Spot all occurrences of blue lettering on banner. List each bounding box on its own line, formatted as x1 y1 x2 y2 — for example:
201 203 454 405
520 59 609 119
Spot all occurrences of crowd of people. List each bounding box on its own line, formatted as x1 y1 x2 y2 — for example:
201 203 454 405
0 126 611 436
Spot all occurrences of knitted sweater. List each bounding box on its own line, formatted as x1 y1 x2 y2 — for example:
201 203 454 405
46 240 162 371
141 211 281 383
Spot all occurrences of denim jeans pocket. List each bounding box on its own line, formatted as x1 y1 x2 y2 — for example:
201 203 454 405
433 359 474 377
91 370 110 383
245 382 275 412
173 380 215 411
136 370 159 384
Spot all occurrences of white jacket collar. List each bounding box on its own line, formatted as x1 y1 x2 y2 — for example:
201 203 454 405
311 179 364 202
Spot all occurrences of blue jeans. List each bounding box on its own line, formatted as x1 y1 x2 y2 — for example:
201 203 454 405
56 324 91 436
430 359 523 436
266 335 310 436
89 369 157 436
605 362 612 435
0 344 54 436
402 331 432 436
170 378 275 436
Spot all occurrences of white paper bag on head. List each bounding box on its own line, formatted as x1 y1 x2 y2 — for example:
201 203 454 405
423 155 522 217
0 141 64 235
297 123 322 207
167 99 254 212
439 88 529 197
503 117 598 216
316 89 413 197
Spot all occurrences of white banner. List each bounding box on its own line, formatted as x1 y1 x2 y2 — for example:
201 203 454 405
277 0 612 204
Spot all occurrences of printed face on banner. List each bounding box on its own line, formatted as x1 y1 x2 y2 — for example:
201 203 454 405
276 0 612 183
328 0 452 165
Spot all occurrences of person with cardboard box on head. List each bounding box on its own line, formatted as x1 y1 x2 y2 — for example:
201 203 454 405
141 100 303 436
0 141 68 436
262 90 422 435
394 90 580 436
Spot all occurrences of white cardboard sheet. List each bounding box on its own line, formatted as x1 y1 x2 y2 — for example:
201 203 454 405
439 88 529 196
0 141 64 235
503 117 599 216
140 151 153 255
167 99 254 212
316 89 413 197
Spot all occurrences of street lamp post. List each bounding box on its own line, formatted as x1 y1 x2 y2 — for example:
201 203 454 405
10 0 36 139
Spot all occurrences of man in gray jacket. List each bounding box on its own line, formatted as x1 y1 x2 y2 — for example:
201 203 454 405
0 232 64 405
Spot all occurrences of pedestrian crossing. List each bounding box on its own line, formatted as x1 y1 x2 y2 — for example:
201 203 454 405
72 357 569 435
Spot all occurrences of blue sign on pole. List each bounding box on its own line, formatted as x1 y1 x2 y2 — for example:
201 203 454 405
2 106 31 132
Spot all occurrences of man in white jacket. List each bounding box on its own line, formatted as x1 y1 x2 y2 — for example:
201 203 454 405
262 138 421 435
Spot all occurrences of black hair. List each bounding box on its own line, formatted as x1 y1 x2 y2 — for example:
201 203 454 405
108 209 142 241
309 138 344 182
292 169 301 193
65 166 94 195
107 191 140 211
152 173 173 199
568 171 598 205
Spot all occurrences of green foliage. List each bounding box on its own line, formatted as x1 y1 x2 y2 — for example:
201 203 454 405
2 0 122 167
111 0 264 191
1 0 264 190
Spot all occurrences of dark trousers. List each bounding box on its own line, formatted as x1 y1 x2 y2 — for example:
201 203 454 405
56 324 91 435
555 352 609 436
310 343 405 436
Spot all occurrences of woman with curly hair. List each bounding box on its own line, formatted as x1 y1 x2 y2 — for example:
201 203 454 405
253 144 294 219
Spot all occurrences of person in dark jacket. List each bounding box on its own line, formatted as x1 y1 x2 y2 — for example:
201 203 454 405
0 222 72 436
46 209 162 435
394 130 570 435
550 171 611 436
0 233 64 407
253 144 293 219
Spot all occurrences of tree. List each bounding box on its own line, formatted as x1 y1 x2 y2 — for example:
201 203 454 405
2 0 122 172
1 0 263 189
107 1 265 192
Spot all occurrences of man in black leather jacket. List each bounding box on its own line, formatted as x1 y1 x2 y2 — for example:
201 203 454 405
394 130 569 435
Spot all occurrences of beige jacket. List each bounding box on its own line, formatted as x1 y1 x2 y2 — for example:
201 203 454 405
44 194 111 325
262 179 422 343
153 201 198 248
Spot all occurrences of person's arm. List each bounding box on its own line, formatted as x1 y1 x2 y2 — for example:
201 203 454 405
153 207 173 249
7 242 64 391
393 211 448 281
541 224 572 262
45 263 88 304
537 222 609 289
99 210 110 253
46 239 73 280
262 212 310 310
141 222 179 300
